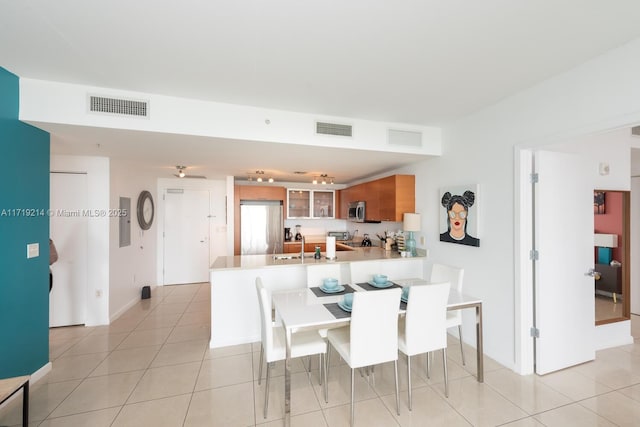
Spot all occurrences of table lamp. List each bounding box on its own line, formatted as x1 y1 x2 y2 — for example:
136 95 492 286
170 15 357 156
594 233 618 264
403 213 421 257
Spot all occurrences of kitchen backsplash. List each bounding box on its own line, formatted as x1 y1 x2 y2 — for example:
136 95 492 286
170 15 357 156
284 218 405 243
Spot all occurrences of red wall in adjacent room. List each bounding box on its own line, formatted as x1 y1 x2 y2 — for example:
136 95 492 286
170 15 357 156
594 191 623 262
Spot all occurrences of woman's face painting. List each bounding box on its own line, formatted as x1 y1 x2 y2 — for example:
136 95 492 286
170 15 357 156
448 202 467 237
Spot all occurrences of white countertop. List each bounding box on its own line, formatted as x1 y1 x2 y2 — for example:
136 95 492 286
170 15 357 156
211 247 426 270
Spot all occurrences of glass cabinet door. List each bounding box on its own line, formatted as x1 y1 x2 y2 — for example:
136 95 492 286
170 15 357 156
313 191 334 218
287 189 310 218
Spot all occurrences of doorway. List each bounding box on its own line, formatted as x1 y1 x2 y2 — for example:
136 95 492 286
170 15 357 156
49 172 88 327
594 190 630 325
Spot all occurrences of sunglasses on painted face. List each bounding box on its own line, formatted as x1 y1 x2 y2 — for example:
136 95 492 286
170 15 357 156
448 210 467 220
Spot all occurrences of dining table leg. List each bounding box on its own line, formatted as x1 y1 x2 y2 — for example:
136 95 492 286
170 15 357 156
284 326 292 427
476 302 484 382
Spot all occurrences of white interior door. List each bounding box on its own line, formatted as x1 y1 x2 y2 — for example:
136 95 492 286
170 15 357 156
50 172 88 327
163 189 210 285
534 151 595 374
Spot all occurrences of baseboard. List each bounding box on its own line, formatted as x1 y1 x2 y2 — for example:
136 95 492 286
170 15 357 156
30 362 52 384
0 361 51 411
108 284 158 323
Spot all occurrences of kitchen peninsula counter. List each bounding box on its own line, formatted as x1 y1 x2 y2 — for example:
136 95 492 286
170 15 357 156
210 248 426 348
211 246 422 270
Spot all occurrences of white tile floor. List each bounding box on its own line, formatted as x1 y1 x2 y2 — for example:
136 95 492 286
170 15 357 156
2 282 640 426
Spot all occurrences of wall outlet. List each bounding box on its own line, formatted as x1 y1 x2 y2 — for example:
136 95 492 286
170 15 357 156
420 236 425 245
96 290 102 297
27 243 39 259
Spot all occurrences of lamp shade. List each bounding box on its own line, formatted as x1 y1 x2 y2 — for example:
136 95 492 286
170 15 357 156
403 213 421 232
594 233 618 248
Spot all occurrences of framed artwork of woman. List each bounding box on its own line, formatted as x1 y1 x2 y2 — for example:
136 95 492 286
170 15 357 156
439 185 480 247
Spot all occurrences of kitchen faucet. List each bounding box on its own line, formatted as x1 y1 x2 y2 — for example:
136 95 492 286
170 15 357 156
300 235 305 259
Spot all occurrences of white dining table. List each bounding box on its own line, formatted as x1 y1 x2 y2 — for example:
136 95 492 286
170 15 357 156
271 278 484 427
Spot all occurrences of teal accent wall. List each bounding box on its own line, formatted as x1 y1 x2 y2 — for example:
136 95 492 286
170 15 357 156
0 67 50 378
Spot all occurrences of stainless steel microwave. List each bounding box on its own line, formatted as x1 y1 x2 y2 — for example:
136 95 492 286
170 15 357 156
348 201 365 222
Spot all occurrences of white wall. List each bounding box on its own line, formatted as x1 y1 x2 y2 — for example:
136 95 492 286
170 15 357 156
19 79 441 157
109 159 159 320
395 37 640 372
50 155 110 326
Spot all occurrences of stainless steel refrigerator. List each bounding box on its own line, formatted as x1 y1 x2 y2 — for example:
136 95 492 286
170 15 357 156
240 200 284 255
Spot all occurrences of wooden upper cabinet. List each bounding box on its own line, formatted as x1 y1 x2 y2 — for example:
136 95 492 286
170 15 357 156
378 175 415 221
363 179 381 221
337 175 414 222
237 185 287 201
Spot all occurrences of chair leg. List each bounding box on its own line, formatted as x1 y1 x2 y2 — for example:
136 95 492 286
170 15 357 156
258 344 264 385
370 364 375 387
426 352 431 379
394 360 400 416
406 355 412 411
263 362 272 419
326 345 332 384
323 353 328 403
458 325 466 366
350 368 355 427
442 348 449 398
319 354 323 385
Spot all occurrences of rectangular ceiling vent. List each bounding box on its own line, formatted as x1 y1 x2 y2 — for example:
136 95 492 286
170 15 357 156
316 121 353 137
387 129 423 147
88 95 149 118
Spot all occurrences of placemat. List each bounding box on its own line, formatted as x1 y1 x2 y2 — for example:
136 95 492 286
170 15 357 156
323 303 352 319
356 281 403 291
310 284 356 297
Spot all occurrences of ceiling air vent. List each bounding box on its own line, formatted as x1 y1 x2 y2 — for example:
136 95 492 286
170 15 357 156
316 121 353 137
388 129 422 147
89 95 149 118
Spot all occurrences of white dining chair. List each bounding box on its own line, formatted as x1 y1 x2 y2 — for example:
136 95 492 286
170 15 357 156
349 260 382 284
255 277 328 418
305 263 343 383
398 282 450 409
430 263 466 365
326 287 402 426
306 263 343 288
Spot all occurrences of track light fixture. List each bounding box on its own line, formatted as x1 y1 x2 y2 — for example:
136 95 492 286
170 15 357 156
247 170 274 183
312 173 334 185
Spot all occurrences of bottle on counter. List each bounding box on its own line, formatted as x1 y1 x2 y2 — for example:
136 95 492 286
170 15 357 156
314 246 321 259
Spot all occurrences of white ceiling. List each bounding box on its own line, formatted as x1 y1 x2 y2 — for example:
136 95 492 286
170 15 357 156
3 0 640 183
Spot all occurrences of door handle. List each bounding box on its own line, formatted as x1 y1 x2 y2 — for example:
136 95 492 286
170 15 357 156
585 268 600 277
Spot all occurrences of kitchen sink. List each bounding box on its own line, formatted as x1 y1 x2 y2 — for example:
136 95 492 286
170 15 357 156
273 255 300 260
272 254 315 260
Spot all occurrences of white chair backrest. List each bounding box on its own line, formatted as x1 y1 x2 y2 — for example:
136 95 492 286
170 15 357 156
255 277 274 357
379 259 425 281
349 287 402 367
404 282 450 354
306 263 342 288
430 263 464 293
349 260 382 284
